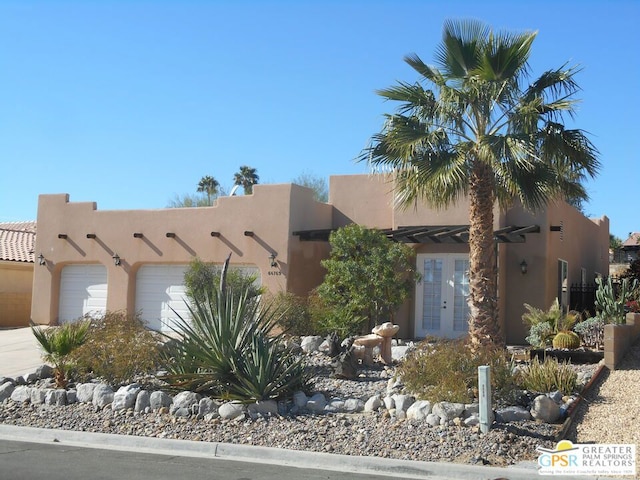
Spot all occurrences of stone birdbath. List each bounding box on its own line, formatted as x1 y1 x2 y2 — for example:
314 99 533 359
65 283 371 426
372 322 399 364
352 334 383 366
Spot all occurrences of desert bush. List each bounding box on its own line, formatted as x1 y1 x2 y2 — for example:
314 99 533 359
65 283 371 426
184 257 264 308
514 356 577 394
31 320 90 387
522 299 581 348
161 284 311 401
70 311 162 386
574 316 605 349
396 338 516 403
270 292 319 336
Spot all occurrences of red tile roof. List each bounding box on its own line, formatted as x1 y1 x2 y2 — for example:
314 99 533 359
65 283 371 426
0 221 36 263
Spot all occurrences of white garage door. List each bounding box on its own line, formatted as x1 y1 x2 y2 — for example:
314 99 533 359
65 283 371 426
59 265 108 323
135 265 191 332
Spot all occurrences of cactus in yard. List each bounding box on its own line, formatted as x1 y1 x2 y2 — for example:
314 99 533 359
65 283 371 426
552 331 581 349
595 277 639 324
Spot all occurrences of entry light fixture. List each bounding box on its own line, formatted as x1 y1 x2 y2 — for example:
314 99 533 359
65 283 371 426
269 252 278 268
113 253 121 266
37 253 46 266
520 259 528 275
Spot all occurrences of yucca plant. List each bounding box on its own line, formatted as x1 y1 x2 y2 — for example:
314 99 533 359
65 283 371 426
515 356 577 394
31 320 90 387
161 284 311 402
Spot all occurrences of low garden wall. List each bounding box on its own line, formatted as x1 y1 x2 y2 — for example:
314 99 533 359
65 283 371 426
604 313 640 369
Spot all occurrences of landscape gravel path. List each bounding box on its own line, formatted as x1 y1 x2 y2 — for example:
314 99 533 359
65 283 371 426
568 338 640 478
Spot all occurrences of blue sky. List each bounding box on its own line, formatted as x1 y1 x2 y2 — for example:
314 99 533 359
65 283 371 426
1 1 637 239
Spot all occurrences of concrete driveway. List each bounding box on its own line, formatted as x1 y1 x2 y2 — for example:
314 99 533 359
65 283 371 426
0 327 45 378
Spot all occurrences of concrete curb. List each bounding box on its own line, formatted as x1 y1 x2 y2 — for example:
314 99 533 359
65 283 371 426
0 424 616 480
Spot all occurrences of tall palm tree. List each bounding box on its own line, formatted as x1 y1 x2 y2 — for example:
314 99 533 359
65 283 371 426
359 19 599 349
197 175 220 205
234 166 259 195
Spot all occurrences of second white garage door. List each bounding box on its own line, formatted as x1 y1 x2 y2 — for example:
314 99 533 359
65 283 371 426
135 265 191 332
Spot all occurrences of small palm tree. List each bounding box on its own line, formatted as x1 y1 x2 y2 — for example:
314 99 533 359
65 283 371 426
31 321 90 387
360 19 599 349
233 166 259 195
197 175 220 205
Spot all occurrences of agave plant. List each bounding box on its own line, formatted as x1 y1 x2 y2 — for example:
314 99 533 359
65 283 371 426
31 320 90 387
161 284 311 402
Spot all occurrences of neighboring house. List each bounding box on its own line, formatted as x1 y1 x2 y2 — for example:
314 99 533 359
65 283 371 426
0 221 36 328
31 174 609 344
621 232 640 263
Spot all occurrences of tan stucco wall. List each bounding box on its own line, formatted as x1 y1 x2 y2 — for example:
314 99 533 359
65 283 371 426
502 202 609 344
0 261 33 327
31 184 329 325
31 174 610 345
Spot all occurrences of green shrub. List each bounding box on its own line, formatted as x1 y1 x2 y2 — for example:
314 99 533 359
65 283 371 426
161 284 311 402
396 338 516 403
70 311 162 386
522 299 581 348
514 356 577 394
315 224 418 336
31 320 90 387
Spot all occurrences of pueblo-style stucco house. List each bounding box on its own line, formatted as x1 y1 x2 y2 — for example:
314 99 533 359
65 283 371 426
0 222 36 328
31 174 609 344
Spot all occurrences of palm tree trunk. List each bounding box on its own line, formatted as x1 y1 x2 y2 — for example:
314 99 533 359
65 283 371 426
468 161 503 349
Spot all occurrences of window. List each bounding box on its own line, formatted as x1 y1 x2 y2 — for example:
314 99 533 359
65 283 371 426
557 259 569 309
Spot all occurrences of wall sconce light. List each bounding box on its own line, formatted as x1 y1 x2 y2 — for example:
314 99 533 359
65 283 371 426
520 259 528 275
133 233 144 238
269 252 278 268
166 232 176 238
113 253 121 266
37 253 46 266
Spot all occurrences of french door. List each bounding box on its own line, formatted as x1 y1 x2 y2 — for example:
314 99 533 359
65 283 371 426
415 254 470 338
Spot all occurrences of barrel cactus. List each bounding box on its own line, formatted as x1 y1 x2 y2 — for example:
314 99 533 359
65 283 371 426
552 331 580 349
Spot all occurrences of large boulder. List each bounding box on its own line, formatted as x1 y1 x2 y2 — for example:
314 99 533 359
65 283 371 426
45 389 67 406
197 397 219 420
218 402 246 420
306 393 327 413
495 406 531 423
76 383 97 403
364 395 383 412
92 384 114 409
30 388 47 405
10 386 31 403
531 395 561 423
391 394 415 413
406 400 432 420
112 384 142 411
300 336 323 354
35 365 55 380
0 382 15 402
432 402 465 421
149 391 172 411
134 390 150 413
344 398 365 413
170 391 201 417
